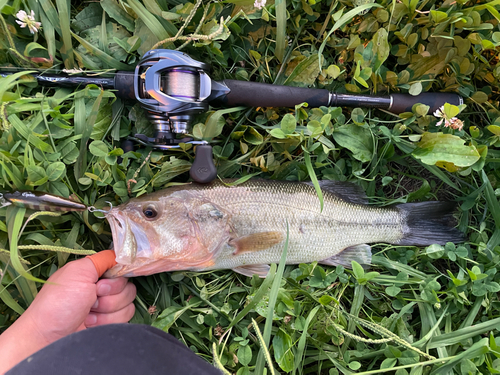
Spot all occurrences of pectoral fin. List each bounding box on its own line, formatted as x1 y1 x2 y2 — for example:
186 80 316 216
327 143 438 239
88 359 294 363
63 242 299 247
233 264 271 277
229 231 284 255
320 244 372 268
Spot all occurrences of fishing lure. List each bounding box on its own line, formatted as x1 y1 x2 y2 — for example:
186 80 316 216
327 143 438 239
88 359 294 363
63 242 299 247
0 191 87 212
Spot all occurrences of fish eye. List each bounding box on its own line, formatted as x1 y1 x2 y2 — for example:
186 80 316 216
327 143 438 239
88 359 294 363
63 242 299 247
142 205 158 220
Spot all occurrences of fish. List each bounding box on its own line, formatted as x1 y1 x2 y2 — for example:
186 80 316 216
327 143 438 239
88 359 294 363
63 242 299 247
0 191 87 212
103 179 464 278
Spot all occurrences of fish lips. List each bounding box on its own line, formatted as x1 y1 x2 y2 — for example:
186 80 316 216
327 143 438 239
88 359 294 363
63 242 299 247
104 209 154 277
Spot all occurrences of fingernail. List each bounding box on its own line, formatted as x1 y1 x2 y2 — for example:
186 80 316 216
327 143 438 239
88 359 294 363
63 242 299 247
92 299 99 309
85 314 97 326
97 284 111 296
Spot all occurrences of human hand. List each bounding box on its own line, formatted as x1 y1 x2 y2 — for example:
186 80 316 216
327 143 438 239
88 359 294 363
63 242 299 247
28 250 136 342
0 250 136 374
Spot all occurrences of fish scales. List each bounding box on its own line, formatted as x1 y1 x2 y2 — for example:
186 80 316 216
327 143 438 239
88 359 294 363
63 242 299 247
196 181 402 269
103 179 464 278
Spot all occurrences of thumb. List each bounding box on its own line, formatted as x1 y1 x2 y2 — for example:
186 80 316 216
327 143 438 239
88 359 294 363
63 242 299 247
86 250 117 278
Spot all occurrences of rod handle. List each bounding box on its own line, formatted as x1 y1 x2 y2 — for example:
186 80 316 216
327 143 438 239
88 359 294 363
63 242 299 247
220 79 330 108
389 92 463 114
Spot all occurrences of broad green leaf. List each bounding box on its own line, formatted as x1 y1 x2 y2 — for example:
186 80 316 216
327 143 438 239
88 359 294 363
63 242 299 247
89 140 109 157
27 165 48 185
46 162 66 181
273 329 294 372
284 54 320 86
280 114 297 134
332 124 374 162
372 28 390 71
431 10 448 23
237 345 252 366
409 82 423 96
412 132 480 167
204 107 245 141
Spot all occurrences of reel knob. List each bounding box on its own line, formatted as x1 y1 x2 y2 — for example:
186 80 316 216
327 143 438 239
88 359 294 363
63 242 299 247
190 145 217 183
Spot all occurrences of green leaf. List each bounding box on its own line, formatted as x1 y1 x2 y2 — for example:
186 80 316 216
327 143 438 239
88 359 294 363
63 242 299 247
238 345 252 366
281 113 297 134
89 140 109 157
27 165 48 186
351 108 366 125
386 286 401 296
101 0 135 32
332 124 374 162
55 0 75 69
443 103 460 118
274 0 286 63
304 152 324 212
318 3 382 71
273 329 294 372
351 261 365 279
8 114 53 153
127 0 171 41
412 133 480 167
46 162 66 181
426 244 445 259
372 28 390 71
243 127 264 145
268 128 285 139
284 54 320 86
71 32 132 70
409 82 423 96
430 10 448 23
204 107 245 141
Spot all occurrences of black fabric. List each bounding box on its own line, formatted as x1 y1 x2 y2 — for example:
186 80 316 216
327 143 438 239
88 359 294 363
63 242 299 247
7 324 222 375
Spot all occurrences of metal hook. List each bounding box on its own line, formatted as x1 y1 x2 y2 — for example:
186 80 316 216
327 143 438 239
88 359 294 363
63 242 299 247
0 194 11 209
88 201 114 216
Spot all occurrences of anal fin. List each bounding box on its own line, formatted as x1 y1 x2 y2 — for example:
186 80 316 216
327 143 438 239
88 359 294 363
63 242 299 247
233 264 271 278
229 231 284 255
319 244 372 269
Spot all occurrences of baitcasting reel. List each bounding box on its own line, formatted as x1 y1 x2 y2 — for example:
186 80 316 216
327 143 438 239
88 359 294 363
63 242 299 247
1 49 464 183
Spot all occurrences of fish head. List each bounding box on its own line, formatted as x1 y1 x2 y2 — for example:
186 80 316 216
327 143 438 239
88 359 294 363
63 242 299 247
103 190 231 278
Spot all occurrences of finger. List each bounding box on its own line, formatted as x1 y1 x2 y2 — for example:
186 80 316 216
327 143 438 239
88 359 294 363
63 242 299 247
91 283 136 313
96 277 129 296
86 250 117 278
85 303 135 328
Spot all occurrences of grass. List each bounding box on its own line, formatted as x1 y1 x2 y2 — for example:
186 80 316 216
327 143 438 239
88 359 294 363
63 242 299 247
1 0 500 374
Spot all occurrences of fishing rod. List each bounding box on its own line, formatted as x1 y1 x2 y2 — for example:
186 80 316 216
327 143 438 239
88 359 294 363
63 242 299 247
0 49 463 183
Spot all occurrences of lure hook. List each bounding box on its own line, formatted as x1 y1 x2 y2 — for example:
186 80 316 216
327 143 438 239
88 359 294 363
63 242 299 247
88 201 114 216
0 193 11 209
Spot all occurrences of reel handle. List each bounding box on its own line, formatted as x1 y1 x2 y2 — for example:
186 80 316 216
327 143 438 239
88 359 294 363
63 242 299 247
190 145 217 183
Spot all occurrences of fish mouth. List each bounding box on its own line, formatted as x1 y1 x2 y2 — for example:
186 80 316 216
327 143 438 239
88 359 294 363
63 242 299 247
104 209 155 278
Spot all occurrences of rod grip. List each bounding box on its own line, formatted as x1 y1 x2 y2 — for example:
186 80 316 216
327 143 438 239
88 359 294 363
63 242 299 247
221 79 330 108
389 92 463 114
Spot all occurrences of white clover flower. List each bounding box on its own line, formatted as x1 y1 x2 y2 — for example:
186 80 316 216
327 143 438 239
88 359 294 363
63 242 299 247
254 0 266 9
16 10 42 34
433 105 464 131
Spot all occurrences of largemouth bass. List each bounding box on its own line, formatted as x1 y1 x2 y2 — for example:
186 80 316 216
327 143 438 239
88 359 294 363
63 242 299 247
103 180 463 278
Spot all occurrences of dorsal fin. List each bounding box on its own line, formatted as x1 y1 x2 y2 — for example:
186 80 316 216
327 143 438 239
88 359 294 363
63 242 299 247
304 180 368 205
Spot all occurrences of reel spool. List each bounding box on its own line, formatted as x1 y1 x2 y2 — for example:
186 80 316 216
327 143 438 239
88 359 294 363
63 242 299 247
132 49 218 183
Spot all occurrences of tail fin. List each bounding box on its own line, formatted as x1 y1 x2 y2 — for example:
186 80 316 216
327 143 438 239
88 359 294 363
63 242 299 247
396 202 464 246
